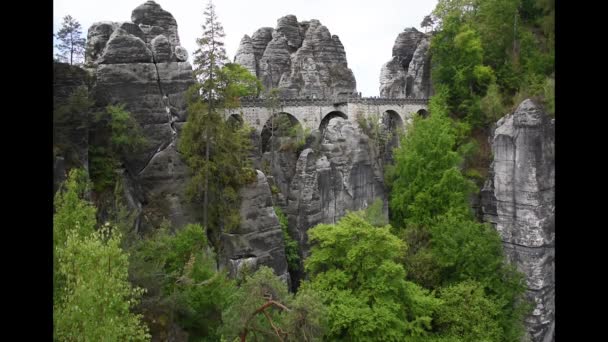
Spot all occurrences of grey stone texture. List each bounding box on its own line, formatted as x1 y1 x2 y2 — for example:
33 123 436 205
220 170 290 284
86 2 196 232
379 28 432 98
234 15 357 98
481 99 555 342
286 118 387 262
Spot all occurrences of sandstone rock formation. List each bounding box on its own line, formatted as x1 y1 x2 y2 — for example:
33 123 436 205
78 3 290 285
220 170 290 284
480 99 555 342
379 28 431 98
85 1 197 231
286 118 387 268
85 1 187 67
234 15 357 99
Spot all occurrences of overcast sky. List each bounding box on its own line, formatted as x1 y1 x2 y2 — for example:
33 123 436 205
54 0 437 97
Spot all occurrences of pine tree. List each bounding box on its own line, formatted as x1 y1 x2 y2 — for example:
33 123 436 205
181 1 259 247
192 0 228 229
55 15 86 65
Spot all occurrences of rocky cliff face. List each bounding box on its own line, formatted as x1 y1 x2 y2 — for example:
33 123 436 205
85 1 197 231
74 2 290 284
379 28 431 98
286 118 387 274
480 99 555 342
53 63 93 191
220 170 290 284
234 15 357 98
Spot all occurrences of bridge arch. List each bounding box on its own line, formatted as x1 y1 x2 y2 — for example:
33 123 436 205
320 111 348 132
382 110 404 130
260 112 303 153
417 109 428 118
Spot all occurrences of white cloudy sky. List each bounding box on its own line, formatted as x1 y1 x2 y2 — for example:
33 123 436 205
53 0 437 96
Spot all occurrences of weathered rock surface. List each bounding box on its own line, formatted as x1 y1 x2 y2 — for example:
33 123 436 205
53 62 91 174
286 118 387 264
480 99 555 342
131 0 181 49
99 28 154 64
150 35 172 62
86 1 197 231
234 35 256 76
379 28 431 98
85 0 184 67
220 170 290 284
235 15 356 98
174 46 188 62
85 22 119 65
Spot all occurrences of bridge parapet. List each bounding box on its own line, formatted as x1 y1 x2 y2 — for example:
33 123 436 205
347 97 429 105
239 97 429 108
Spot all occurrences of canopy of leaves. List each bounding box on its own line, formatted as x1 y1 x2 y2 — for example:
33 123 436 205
53 169 150 341
385 89 529 339
430 0 554 123
129 223 234 341
89 104 147 194
218 63 262 108
305 212 439 341
222 266 326 341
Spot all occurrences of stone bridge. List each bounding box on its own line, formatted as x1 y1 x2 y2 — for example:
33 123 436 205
226 97 429 133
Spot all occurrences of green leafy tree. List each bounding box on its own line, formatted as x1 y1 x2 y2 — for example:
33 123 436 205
89 104 147 193
222 266 326 341
55 15 86 65
129 223 234 341
53 169 96 301
305 212 439 341
385 89 529 339
218 63 262 110
387 87 474 232
53 169 150 341
432 280 503 341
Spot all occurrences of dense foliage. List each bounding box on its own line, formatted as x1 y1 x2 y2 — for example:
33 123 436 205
385 89 529 340
305 212 438 341
53 169 150 341
128 223 234 341
89 104 147 193
429 0 555 123
222 266 326 341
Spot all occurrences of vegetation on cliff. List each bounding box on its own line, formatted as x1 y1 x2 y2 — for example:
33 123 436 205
52 0 553 340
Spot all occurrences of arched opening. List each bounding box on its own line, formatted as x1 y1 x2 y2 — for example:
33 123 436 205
260 112 303 154
319 111 348 132
381 110 403 131
417 109 428 118
227 113 243 128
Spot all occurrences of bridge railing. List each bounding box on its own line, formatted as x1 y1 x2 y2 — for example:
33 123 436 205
238 96 429 108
